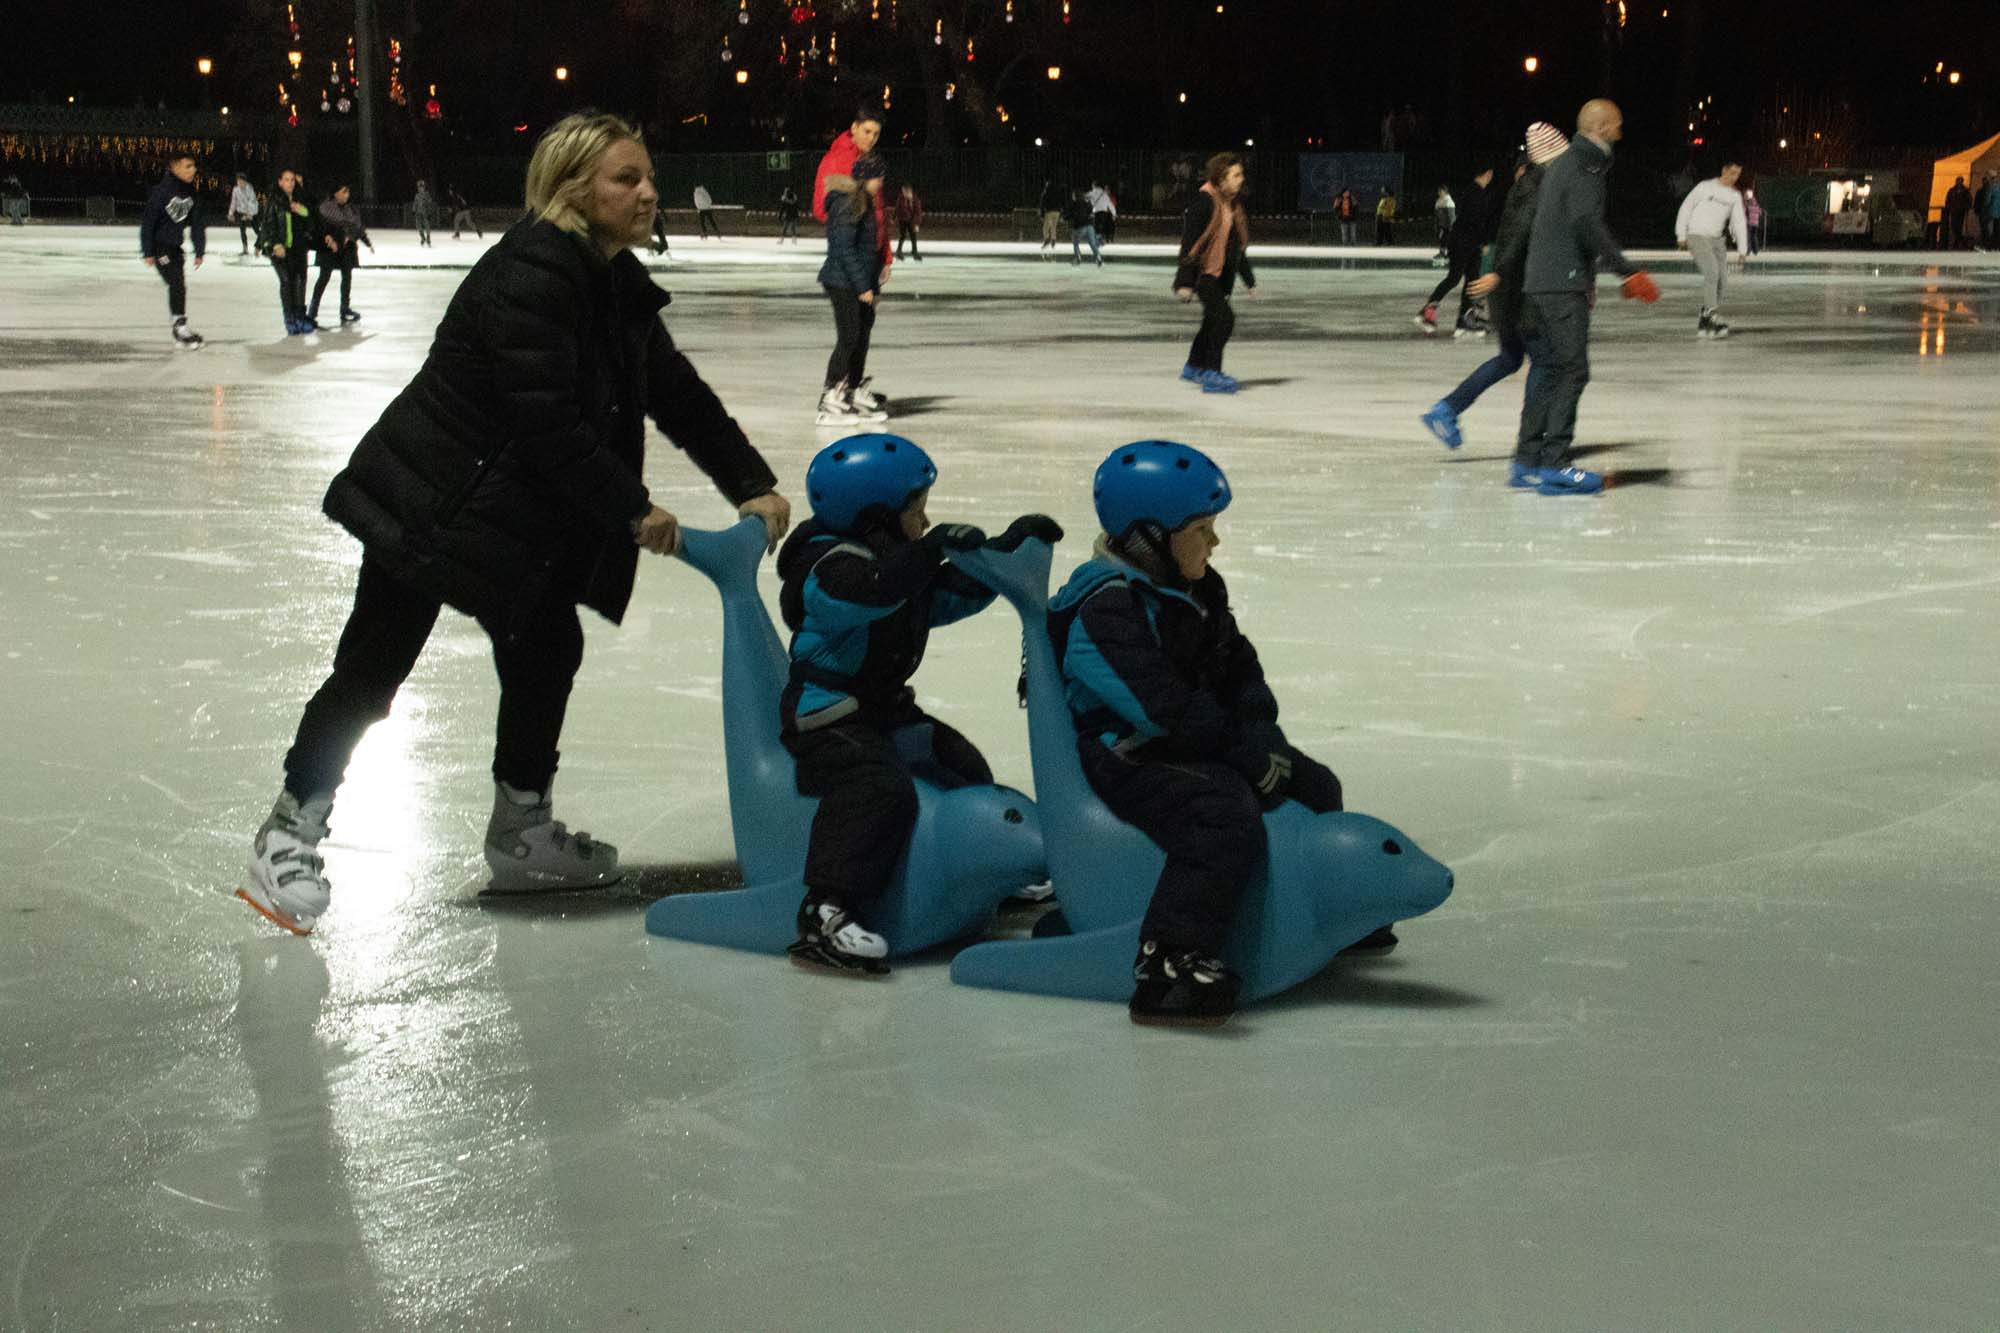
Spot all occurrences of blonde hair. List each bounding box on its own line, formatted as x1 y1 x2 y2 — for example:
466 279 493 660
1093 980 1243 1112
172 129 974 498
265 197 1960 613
524 111 644 237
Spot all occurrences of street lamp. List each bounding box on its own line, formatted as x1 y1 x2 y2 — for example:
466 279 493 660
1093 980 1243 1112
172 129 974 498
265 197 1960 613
1948 70 1961 85
288 50 303 71
555 66 569 81
1046 65 1061 80
735 69 749 84
197 57 213 76
1524 55 1540 73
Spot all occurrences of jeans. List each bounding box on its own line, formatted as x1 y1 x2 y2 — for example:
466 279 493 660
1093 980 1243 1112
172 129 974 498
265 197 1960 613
697 209 721 238
1338 219 1357 244
824 286 877 389
310 263 353 317
1071 225 1102 263
1187 274 1235 372
283 557 586 801
154 247 187 318
269 253 308 324
1516 292 1592 469
896 222 920 258
1427 241 1481 318
1688 234 1728 311
1443 323 1527 416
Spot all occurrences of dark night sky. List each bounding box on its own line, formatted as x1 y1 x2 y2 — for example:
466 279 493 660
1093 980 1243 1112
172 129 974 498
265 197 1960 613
5 1 1997 153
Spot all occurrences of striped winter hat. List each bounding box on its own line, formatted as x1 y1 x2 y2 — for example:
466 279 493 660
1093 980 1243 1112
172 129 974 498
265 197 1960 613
1524 122 1569 165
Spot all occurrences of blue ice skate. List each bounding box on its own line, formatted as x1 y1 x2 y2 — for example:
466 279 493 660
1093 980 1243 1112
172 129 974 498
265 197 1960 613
1421 400 1463 448
942 537 1454 1005
642 518 1047 957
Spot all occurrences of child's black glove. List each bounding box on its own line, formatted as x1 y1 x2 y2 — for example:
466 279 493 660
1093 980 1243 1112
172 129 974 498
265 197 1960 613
988 514 1065 552
1225 732 1293 810
922 523 987 554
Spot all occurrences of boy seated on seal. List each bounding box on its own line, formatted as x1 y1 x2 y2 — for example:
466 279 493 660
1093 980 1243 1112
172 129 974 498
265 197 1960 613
1049 440 1395 1027
778 433 1061 975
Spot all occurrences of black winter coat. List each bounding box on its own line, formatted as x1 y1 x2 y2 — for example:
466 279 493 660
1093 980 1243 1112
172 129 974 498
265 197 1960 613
322 218 776 631
1487 167 1545 330
1172 190 1256 295
1522 136 1636 294
817 185 882 293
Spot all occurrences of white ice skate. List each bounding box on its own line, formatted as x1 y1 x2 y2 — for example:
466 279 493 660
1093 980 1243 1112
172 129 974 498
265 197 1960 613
787 900 890 976
816 386 863 427
482 782 622 893
240 792 333 935
851 376 889 412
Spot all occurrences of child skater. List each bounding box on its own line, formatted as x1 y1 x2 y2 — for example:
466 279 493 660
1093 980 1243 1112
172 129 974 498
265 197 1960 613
778 434 1061 975
1049 441 1395 1027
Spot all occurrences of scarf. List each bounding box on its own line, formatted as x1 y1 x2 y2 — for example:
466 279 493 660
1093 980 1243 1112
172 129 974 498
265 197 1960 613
1184 181 1248 280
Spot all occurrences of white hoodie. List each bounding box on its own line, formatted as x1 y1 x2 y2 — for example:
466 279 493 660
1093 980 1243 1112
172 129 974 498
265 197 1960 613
1676 178 1749 249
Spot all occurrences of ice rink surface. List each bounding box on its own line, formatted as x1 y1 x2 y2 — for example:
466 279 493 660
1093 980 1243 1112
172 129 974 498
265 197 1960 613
3 227 1997 1329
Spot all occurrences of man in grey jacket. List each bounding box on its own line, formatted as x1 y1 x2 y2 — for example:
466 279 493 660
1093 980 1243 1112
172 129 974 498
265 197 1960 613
1514 99 1660 496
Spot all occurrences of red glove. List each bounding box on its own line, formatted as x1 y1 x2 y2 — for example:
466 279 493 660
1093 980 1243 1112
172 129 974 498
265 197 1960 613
1622 271 1661 304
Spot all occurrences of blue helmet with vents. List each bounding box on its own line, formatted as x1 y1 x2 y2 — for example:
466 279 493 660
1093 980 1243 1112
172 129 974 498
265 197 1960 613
1092 440 1231 540
805 434 938 532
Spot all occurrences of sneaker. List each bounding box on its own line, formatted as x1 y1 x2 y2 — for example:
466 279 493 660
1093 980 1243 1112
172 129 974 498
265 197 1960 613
1414 303 1439 334
1338 925 1399 957
1180 362 1203 384
482 782 622 892
240 792 334 935
1420 400 1463 449
1199 369 1238 394
787 899 891 976
815 386 863 427
170 317 204 350
851 376 888 412
1507 461 1543 489
1128 941 1240 1027
1536 466 1605 496
339 309 362 324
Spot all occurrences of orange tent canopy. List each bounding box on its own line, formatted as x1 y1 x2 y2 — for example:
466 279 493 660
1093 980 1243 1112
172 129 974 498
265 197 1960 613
1928 131 2000 218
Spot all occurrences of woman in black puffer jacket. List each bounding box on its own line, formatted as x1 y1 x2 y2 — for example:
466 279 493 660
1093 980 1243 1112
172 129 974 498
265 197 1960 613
238 112 793 935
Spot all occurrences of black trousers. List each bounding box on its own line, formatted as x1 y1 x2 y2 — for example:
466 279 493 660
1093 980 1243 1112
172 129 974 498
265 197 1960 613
1516 291 1593 469
1187 274 1235 373
1427 241 1480 318
155 248 187 318
1375 219 1394 245
823 286 877 389
237 221 254 253
1082 740 1343 956
282 556 586 802
896 222 920 258
270 254 307 323
451 209 481 238
698 209 721 238
785 712 992 909
310 263 353 317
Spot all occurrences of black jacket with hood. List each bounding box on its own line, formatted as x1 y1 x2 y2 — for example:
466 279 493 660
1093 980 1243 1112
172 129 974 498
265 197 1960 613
321 217 776 632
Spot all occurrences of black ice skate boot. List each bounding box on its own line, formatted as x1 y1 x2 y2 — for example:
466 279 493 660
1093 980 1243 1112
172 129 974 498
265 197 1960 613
171 316 205 350
1128 940 1240 1028
788 899 891 977
1338 925 1400 957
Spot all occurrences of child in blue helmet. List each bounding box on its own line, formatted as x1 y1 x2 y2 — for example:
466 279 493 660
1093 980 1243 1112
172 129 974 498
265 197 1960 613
1050 441 1390 1026
778 434 1062 974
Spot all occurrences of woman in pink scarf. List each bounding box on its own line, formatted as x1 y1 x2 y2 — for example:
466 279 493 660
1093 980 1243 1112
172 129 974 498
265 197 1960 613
1172 153 1255 393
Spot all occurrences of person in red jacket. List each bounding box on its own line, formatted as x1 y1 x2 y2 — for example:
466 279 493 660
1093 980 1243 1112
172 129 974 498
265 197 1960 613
813 103 891 282
892 183 924 261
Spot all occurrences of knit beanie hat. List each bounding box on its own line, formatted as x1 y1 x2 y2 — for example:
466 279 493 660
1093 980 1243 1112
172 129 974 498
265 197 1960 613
1525 122 1569 165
